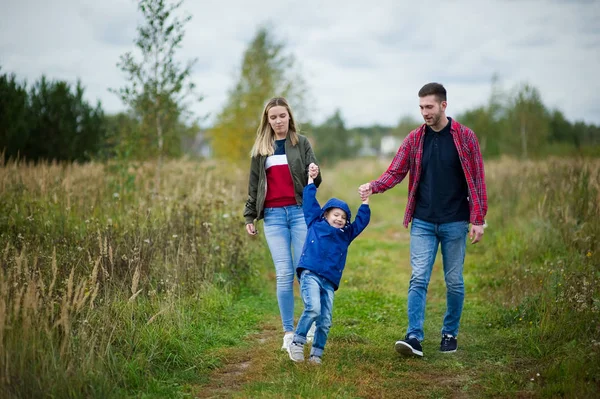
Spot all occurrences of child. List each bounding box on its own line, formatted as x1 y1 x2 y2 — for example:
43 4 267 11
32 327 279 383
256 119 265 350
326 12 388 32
287 165 370 364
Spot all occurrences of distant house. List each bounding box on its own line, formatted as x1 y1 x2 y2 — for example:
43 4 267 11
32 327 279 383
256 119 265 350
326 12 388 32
183 129 211 158
380 135 404 156
357 136 377 157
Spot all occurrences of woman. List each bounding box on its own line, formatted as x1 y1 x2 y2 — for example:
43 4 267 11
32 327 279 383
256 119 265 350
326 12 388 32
244 97 321 351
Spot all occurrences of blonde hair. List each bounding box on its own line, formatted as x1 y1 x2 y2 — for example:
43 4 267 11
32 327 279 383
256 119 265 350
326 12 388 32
250 97 299 157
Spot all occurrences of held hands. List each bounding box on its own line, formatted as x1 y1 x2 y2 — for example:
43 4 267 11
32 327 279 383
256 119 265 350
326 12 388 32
308 163 319 183
358 183 372 201
358 183 372 205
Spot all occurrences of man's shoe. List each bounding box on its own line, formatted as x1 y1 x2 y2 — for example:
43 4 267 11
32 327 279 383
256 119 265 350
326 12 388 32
395 336 423 357
281 333 293 351
308 355 322 365
440 334 458 353
288 342 305 362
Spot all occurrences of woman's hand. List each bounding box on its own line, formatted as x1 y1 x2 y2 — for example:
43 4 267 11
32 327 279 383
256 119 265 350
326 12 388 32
308 163 319 179
245 223 258 236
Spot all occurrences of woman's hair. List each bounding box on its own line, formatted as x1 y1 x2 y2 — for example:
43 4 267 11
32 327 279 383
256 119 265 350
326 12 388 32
250 97 299 157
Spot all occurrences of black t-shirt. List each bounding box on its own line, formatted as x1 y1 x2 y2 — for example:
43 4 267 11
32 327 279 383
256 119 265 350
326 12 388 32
412 118 470 224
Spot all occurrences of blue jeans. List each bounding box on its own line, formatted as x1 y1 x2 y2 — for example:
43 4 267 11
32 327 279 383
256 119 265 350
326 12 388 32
293 270 335 358
407 218 469 341
263 205 307 332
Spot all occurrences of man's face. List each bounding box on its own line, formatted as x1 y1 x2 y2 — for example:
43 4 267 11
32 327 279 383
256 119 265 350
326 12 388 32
419 95 447 127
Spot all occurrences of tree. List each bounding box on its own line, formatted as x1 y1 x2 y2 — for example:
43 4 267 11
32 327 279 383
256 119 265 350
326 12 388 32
0 70 30 161
1 70 105 163
459 107 501 157
504 84 549 158
101 112 142 160
111 0 200 181
549 109 578 147
27 77 106 162
392 115 420 137
458 74 507 158
347 124 392 157
311 110 354 165
210 26 308 163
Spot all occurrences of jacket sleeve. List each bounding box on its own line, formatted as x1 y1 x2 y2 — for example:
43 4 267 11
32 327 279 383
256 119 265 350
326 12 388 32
303 137 322 188
349 204 371 242
302 183 322 227
467 129 488 224
243 156 259 224
370 132 413 194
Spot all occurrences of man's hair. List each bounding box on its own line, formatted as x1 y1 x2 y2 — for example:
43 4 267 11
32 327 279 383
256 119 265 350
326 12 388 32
418 82 447 102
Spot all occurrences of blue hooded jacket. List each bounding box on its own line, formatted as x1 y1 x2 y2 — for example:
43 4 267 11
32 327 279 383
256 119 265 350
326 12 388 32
296 183 371 290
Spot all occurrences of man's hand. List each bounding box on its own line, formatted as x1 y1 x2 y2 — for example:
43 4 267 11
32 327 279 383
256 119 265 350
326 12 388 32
358 183 372 201
469 224 484 244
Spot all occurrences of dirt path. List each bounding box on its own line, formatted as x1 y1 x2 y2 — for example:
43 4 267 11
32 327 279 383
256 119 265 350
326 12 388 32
192 320 281 398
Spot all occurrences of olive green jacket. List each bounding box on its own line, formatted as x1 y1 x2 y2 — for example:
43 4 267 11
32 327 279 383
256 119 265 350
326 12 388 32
244 134 322 224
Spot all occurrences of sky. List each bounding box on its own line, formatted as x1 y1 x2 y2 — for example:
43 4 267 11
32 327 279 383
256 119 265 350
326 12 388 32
1 0 600 128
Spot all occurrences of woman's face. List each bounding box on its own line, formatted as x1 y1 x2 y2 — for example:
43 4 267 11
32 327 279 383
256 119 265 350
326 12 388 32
267 105 290 138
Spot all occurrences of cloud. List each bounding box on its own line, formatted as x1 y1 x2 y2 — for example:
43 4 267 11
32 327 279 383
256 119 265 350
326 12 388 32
1 0 599 128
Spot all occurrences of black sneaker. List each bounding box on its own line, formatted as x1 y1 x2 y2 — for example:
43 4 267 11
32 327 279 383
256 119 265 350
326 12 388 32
395 335 423 357
440 334 457 353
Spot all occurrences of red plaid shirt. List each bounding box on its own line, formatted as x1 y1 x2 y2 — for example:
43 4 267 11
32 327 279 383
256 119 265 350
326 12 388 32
371 119 487 227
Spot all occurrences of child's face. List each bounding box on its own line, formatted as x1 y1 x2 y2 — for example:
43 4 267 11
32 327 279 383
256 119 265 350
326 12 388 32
325 208 347 228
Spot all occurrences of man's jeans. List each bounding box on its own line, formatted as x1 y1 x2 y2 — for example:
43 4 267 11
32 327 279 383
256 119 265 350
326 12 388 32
263 205 307 332
407 218 469 341
293 270 335 358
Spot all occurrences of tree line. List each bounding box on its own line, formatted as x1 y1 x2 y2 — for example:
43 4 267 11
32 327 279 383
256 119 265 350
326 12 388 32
1 0 599 167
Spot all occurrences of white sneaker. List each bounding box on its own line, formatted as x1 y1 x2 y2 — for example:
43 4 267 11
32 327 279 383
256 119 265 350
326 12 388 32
288 342 305 362
306 323 316 343
281 333 294 351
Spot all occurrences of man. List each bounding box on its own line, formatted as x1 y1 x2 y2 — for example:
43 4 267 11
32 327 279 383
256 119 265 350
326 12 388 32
358 82 487 357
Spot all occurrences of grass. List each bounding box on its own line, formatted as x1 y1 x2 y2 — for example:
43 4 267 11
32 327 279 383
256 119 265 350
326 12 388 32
1 156 599 398
207 157 599 398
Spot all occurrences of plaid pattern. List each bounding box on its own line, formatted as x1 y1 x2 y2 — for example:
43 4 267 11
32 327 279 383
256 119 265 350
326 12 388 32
370 119 487 227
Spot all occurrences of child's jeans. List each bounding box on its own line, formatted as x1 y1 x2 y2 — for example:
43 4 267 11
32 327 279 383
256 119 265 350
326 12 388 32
293 270 335 358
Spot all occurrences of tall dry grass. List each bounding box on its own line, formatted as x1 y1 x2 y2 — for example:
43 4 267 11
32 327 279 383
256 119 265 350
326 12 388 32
0 158 257 397
477 157 600 396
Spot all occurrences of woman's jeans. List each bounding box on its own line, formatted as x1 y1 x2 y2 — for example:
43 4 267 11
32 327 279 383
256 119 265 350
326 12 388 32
293 270 335 358
407 218 469 341
263 205 307 332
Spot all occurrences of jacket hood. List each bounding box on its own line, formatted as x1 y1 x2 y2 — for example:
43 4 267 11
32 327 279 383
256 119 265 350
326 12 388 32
320 198 352 227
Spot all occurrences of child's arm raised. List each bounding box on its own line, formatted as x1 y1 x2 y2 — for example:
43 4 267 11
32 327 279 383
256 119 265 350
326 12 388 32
303 166 322 227
349 203 371 242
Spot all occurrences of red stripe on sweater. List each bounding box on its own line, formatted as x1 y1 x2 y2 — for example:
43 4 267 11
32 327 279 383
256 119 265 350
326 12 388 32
265 155 296 208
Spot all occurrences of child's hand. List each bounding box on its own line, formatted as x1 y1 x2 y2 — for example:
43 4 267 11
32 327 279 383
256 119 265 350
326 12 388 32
308 163 319 179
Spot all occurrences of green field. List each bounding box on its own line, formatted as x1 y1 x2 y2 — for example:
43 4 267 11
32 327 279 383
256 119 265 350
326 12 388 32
0 157 598 398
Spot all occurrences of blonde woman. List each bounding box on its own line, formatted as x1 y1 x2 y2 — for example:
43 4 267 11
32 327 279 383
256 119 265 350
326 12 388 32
244 97 321 351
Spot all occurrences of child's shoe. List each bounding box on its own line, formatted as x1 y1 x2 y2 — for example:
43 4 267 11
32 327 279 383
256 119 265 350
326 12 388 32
287 342 305 362
281 332 293 351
